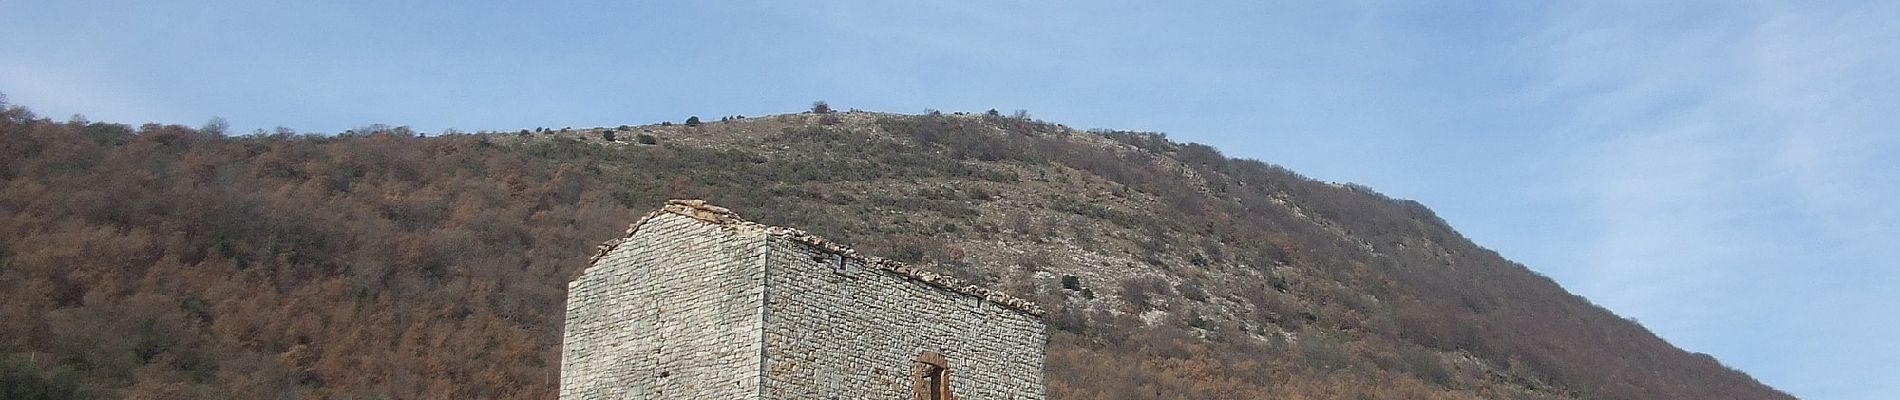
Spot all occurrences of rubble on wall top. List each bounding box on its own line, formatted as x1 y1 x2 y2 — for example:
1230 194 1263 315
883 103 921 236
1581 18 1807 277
592 199 1046 317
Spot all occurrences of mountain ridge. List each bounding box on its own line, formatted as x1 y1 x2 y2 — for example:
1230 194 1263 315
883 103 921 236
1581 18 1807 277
0 99 1790 399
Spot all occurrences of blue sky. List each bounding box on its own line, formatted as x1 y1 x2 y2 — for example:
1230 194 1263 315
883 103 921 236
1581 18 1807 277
3 1 1895 398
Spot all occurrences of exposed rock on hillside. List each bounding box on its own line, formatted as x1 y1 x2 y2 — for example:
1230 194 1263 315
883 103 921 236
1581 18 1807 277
0 102 1790 399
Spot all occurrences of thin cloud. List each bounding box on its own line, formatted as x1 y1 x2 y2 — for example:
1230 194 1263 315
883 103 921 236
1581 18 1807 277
1537 2 1900 399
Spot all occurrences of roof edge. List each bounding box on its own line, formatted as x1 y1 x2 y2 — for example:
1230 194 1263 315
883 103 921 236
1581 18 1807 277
590 199 1045 317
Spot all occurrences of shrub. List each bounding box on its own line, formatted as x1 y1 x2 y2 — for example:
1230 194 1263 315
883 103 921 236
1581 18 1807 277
1177 281 1208 302
200 117 228 135
684 116 701 126
1118 276 1172 310
1017 251 1054 271
601 131 616 142
1399 346 1455 387
635 134 657 145
0 354 85 400
1297 331 1352 372
83 122 133 145
810 101 833 114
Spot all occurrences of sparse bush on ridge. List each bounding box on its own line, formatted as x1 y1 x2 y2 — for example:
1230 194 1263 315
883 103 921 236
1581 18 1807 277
0 98 1791 399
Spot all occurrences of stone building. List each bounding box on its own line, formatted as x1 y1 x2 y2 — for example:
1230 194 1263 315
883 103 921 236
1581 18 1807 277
561 200 1047 399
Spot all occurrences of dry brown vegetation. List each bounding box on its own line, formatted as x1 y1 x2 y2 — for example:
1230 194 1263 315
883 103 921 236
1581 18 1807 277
0 98 1790 399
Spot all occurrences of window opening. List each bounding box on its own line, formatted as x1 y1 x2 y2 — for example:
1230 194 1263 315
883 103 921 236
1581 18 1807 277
912 351 954 400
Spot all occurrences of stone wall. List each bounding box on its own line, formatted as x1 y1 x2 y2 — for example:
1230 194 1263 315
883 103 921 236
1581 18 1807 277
561 212 770 399
761 236 1047 399
561 200 1046 399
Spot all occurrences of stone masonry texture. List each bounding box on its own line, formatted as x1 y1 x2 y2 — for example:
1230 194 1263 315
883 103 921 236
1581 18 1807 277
561 200 1047 399
561 208 770 399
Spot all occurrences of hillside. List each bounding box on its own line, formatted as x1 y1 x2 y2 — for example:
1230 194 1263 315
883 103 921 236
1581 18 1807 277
0 99 1791 399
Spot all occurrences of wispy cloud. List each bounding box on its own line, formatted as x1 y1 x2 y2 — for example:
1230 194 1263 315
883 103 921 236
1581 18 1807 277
1535 2 1900 398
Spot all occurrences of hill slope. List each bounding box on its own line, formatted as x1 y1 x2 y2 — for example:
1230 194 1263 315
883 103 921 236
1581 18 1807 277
0 101 1789 399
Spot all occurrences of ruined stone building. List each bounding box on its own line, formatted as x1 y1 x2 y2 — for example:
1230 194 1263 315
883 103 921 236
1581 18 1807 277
561 200 1047 399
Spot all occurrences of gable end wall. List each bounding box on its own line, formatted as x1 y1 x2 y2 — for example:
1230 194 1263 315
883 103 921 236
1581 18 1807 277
561 213 769 399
